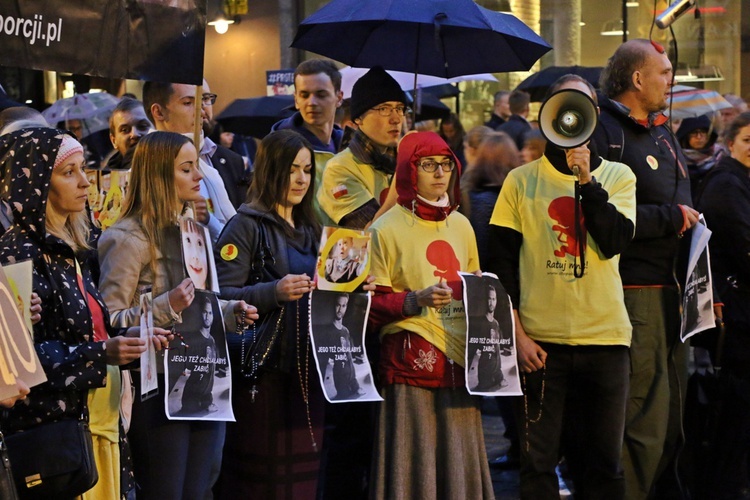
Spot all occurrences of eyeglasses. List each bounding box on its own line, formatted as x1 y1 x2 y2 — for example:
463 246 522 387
418 159 456 173
371 105 408 117
201 93 218 106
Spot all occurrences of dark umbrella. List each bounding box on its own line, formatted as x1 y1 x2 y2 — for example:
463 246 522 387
292 0 551 79
406 91 452 122
515 66 603 102
216 95 295 139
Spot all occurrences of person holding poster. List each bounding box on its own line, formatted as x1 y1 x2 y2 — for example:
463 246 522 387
0 128 172 500
693 111 750 498
367 131 493 499
488 75 636 498
214 130 323 499
98 131 257 499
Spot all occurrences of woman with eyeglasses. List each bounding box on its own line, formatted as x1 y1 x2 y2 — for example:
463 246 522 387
367 131 494 498
676 114 721 197
318 66 408 229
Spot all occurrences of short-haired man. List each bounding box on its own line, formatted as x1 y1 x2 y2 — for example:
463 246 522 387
106 97 152 170
143 80 236 242
201 79 248 209
485 90 510 130
272 59 344 222
590 39 699 499
497 90 532 150
318 66 407 229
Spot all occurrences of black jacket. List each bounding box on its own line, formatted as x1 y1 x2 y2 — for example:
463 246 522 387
497 114 532 150
211 145 249 209
0 129 113 432
590 94 692 286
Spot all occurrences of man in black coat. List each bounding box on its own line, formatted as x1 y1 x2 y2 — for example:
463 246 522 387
497 90 532 150
202 79 250 209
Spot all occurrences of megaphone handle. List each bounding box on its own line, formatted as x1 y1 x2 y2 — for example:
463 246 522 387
571 165 580 180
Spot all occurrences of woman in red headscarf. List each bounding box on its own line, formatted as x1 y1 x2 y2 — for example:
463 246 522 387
367 131 493 499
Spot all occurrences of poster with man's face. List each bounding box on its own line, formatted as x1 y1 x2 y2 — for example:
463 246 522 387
462 273 521 396
309 290 382 403
164 291 233 421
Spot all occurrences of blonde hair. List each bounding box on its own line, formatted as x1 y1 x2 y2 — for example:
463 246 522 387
45 206 91 252
119 131 191 271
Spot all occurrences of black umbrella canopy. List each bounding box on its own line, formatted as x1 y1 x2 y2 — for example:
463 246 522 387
516 66 603 102
216 95 295 139
292 0 551 79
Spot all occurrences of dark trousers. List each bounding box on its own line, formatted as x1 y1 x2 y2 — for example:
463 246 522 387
516 343 630 500
130 374 225 500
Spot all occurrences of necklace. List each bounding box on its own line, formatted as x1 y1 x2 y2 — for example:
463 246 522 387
520 367 546 453
294 300 317 452
238 310 261 403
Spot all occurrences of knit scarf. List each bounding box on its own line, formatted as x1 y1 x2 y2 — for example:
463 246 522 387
349 129 397 175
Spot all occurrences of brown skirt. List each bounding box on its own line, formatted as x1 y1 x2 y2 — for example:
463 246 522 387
215 370 325 500
370 384 495 500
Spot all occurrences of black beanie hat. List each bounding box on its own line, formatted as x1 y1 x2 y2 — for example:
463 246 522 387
350 66 407 120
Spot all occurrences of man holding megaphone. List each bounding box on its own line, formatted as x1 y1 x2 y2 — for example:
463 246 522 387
488 75 636 499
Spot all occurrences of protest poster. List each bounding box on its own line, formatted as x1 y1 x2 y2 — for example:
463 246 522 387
315 226 370 293
309 290 382 403
165 291 234 421
681 216 715 342
139 290 159 400
2 260 33 335
0 0 206 85
266 69 295 96
462 273 521 396
0 265 45 401
180 217 219 293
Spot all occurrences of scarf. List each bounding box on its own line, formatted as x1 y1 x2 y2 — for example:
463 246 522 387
349 129 397 175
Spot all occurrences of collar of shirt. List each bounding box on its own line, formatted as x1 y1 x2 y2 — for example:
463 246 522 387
200 136 218 161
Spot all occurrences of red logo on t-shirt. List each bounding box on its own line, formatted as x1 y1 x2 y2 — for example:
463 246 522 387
548 196 586 258
426 240 462 298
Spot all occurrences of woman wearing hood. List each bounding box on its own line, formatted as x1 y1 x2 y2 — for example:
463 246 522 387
676 114 721 197
367 131 494 498
0 128 169 499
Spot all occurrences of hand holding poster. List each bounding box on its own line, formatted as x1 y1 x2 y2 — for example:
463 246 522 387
461 273 521 396
309 290 382 403
681 216 715 342
165 291 234 421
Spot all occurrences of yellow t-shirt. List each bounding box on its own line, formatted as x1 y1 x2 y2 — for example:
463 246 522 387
318 148 391 224
313 150 336 226
490 155 636 346
369 205 480 365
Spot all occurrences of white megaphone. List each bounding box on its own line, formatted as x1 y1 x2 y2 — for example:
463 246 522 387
538 88 598 150
655 0 695 29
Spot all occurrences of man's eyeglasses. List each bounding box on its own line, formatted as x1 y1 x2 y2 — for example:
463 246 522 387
371 105 408 117
418 159 456 173
201 93 218 106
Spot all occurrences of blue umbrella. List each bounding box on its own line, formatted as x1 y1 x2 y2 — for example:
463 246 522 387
292 0 551 79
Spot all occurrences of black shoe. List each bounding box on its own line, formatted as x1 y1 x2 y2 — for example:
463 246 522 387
489 454 520 470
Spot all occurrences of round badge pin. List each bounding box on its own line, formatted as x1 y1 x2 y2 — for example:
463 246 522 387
646 155 659 170
220 243 238 261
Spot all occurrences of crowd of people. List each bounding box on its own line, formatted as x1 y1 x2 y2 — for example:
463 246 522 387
0 35 749 500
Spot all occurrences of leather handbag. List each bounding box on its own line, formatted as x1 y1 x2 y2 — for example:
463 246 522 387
4 417 98 500
0 431 19 500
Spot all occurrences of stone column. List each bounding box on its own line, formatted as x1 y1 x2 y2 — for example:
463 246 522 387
549 0 581 66
278 0 296 69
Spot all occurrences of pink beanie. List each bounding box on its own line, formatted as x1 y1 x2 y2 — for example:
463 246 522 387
54 134 84 169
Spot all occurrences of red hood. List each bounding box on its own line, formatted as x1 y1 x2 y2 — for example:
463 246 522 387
396 131 462 218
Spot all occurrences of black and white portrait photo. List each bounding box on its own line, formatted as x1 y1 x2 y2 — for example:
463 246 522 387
309 290 381 403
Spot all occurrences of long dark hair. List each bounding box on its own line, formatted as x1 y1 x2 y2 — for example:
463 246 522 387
249 130 321 237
